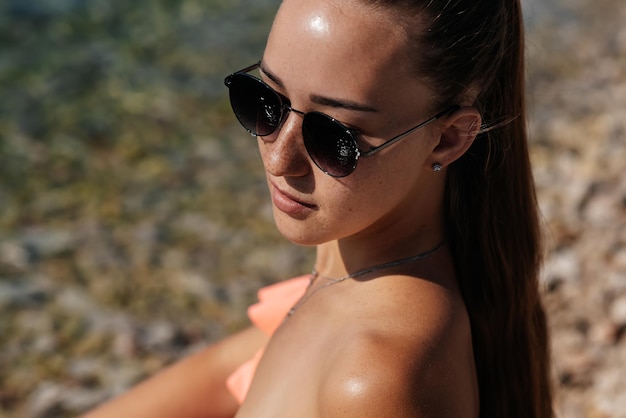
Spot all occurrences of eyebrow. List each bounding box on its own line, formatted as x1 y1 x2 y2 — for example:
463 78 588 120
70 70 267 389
259 62 379 113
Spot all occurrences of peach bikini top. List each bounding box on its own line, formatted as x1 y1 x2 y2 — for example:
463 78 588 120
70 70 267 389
225 276 310 404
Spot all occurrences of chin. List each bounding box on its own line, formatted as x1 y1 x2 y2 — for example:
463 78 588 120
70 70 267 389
273 215 327 247
276 226 322 247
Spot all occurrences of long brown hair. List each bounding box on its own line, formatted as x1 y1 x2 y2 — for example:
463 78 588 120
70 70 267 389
362 0 553 416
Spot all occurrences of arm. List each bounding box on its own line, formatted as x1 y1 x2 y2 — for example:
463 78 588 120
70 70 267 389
82 326 268 418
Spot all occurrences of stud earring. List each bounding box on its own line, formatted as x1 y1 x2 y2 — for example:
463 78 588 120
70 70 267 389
432 163 443 172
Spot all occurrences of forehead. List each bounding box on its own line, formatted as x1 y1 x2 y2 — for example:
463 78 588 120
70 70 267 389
263 0 426 109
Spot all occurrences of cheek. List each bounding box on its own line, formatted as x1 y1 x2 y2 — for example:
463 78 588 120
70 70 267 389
321 168 399 222
356 152 419 193
350 152 426 207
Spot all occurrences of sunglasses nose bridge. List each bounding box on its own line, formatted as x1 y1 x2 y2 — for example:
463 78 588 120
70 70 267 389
272 103 309 136
287 106 305 117
270 102 304 132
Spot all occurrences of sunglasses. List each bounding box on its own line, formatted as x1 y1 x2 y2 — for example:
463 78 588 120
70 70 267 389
224 62 459 178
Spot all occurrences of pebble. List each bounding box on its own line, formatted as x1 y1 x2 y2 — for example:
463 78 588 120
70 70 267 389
610 296 626 325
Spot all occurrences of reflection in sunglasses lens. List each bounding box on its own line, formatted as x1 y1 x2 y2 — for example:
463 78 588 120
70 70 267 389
303 113 358 177
230 75 282 136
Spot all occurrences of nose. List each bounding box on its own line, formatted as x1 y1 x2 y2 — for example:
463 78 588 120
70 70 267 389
259 110 311 178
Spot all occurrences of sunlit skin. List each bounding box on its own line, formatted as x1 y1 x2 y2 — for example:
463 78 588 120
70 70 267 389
235 0 481 416
260 3 447 273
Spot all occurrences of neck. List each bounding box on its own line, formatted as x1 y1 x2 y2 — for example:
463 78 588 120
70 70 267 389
314 174 447 278
314 228 446 279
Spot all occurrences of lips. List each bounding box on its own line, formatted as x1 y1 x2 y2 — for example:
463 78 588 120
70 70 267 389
270 182 317 216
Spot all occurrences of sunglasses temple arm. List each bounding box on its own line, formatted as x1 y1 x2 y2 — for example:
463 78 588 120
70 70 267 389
238 62 261 74
224 62 262 86
361 105 461 157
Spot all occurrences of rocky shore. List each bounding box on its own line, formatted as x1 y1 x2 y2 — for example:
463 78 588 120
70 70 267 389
529 1 626 415
0 0 624 417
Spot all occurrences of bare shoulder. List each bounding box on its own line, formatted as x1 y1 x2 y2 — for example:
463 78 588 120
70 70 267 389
318 275 478 417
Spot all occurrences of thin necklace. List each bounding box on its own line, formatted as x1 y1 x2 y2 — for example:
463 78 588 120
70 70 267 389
285 241 445 319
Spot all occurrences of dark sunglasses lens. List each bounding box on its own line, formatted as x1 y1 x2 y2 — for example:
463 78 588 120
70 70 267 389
302 112 359 177
228 74 283 136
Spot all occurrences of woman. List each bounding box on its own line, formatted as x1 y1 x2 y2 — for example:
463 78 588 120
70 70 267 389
84 0 553 416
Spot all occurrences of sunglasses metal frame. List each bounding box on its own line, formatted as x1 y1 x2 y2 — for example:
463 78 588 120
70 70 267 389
225 62 460 177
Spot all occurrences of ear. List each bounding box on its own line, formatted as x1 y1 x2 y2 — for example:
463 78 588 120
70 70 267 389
429 107 481 169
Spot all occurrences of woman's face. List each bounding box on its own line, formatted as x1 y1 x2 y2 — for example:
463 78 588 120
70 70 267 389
259 0 443 247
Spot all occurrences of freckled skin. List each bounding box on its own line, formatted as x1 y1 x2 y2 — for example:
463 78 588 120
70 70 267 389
235 0 481 417
259 0 447 266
